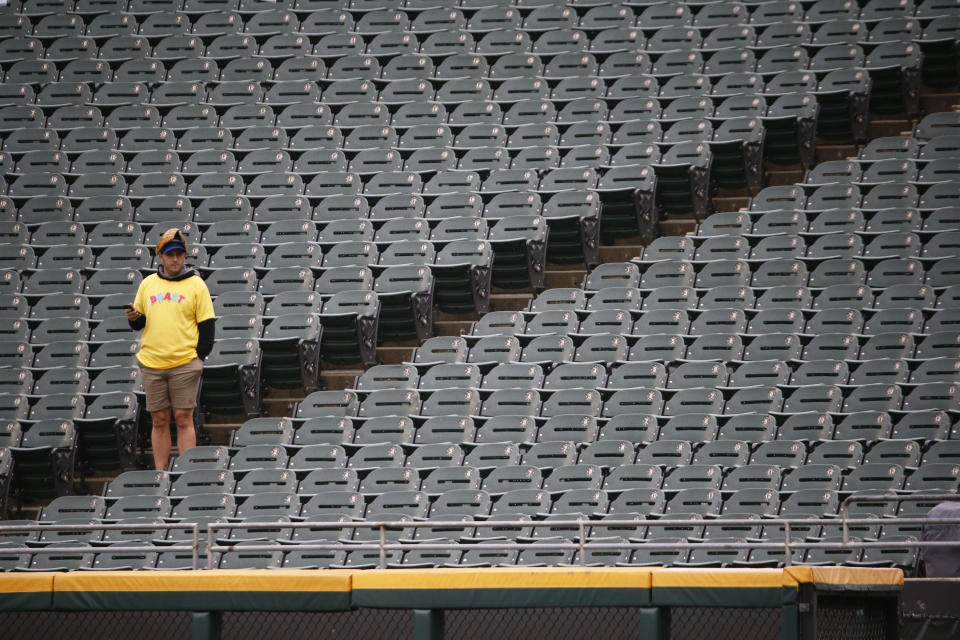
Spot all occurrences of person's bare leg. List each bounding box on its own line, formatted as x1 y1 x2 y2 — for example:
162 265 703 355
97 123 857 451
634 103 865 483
173 408 197 459
151 408 172 471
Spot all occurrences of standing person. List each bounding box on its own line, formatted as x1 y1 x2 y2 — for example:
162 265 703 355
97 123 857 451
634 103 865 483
922 492 960 577
126 229 215 471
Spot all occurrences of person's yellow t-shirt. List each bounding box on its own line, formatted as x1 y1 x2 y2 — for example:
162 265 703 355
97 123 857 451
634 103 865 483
133 272 215 369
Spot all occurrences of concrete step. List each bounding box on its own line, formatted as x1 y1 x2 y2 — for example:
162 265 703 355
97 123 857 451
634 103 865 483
713 196 750 212
767 169 805 186
658 218 697 237
320 370 362 391
599 244 644 262
377 345 416 365
545 269 587 289
434 320 473 337
490 292 532 311
921 89 960 115
10 504 43 520
203 423 241 447
81 476 112 496
868 118 911 139
816 143 859 162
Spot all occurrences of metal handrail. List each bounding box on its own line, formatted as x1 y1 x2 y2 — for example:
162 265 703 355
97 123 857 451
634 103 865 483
0 522 202 569
5 516 959 570
839 493 960 544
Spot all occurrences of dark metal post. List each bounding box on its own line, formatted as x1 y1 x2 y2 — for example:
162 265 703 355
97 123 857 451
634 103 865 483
637 607 669 640
413 609 444 640
191 612 221 640
797 584 817 640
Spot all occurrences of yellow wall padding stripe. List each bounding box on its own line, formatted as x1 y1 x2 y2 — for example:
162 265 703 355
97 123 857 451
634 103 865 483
0 574 55 594
352 567 656 591
785 566 904 587
0 567 904 599
652 568 791 590
52 570 353 593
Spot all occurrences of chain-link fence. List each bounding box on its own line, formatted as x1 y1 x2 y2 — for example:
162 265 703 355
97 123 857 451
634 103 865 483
444 606 647 640
0 599 903 640
219 609 412 640
670 607 781 640
816 596 891 640
0 610 191 640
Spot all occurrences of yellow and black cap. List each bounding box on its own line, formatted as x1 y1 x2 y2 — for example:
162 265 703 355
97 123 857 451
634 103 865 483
156 228 188 255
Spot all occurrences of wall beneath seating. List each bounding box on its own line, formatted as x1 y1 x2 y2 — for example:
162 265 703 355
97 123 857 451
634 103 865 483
902 579 960 640
0 567 902 640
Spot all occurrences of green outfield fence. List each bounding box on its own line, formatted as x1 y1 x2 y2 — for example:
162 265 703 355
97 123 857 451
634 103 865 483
0 566 901 640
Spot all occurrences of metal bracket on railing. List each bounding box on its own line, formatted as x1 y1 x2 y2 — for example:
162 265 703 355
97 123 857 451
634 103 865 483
191 523 199 571
578 518 586 566
207 523 216 571
379 524 387 570
783 521 792 567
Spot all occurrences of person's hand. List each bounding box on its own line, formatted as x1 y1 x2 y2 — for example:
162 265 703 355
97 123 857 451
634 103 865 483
125 305 142 322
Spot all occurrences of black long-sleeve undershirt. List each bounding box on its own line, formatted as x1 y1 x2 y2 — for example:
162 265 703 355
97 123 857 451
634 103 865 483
127 316 216 360
196 318 215 360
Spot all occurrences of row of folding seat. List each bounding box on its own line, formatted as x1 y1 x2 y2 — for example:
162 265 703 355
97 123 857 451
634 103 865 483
744 182 960 214
30 482 951 528
0 146 752 184
55 464 944 508
0 164 657 200
14 282 956 330
0 35 908 78
81 461 959 497
690 215 959 246
0 78 820 119
177 405 960 446
0 72 880 132
0 29 934 73
578 258 958 291
0 105 768 145
11 230 956 274
0 29 928 74
288 381 960 420
411 331 960 366
0 365 143 400
0 390 138 423
0 91 807 134
0 191 597 229
2 212 569 245
1 0 956 38
468 307 959 340
0 537 922 571
0 115 764 152
533 279 960 311
20 509 935 552
528 280 959 312
210 434 960 479
3 0 958 21
0 113 797 159
0 535 923 571
805 161 960 189
639 243 959 277
365 354 959 391
1 238 489 283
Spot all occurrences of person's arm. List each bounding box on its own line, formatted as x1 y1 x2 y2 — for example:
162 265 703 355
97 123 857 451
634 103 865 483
194 278 216 360
125 302 145 330
197 318 215 360
128 284 146 330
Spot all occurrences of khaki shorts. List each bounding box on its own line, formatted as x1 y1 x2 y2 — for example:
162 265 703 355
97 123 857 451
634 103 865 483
139 358 203 413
